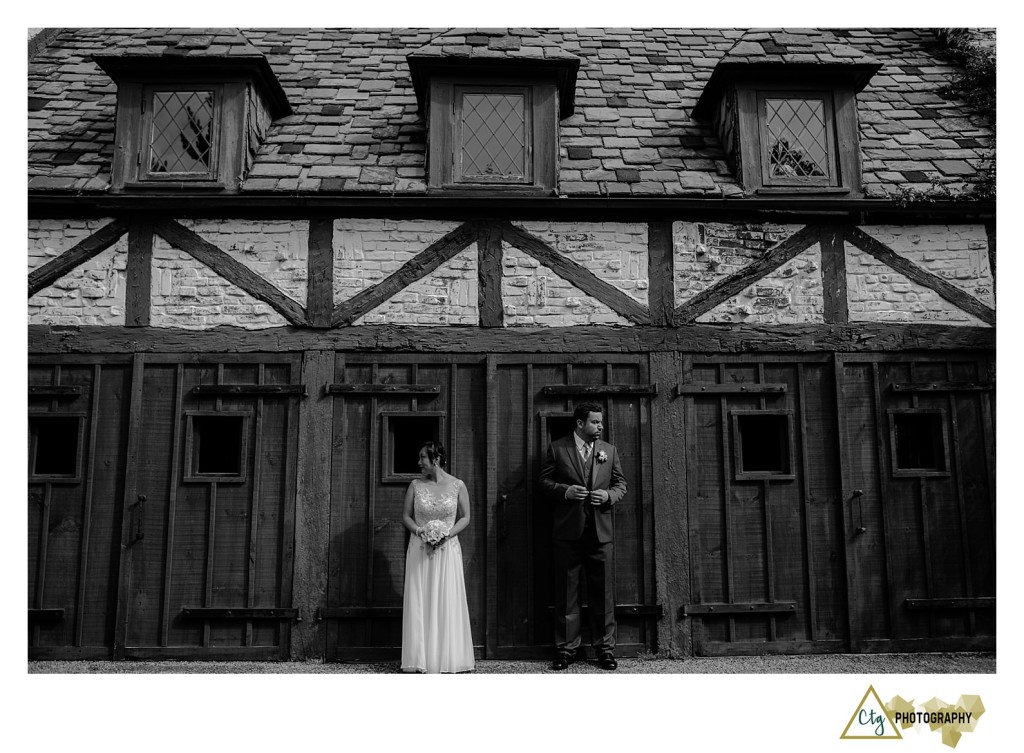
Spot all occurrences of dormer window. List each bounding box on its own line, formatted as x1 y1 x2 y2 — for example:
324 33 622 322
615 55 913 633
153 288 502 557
93 49 289 192
407 30 580 195
142 86 219 181
692 31 881 198
424 76 560 191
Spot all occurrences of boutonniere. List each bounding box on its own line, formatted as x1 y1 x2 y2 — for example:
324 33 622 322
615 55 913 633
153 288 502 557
596 450 608 464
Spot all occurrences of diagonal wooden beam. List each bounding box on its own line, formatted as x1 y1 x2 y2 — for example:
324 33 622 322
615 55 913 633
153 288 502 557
674 225 819 323
500 222 651 325
153 219 308 327
845 226 996 326
29 220 129 297
330 220 480 327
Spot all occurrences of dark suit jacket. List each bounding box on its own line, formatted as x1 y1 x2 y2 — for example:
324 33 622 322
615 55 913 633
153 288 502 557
540 434 627 543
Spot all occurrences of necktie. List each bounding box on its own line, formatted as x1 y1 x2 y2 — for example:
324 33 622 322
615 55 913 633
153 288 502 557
582 443 592 462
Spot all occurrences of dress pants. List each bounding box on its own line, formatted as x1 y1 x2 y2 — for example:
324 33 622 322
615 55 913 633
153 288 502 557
553 519 615 654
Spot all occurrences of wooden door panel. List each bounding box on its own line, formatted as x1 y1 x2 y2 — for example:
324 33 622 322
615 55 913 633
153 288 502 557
686 357 845 655
28 361 131 657
837 354 995 652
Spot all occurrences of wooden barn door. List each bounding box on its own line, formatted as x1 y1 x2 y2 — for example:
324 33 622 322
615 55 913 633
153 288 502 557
29 357 133 659
836 353 995 652
324 355 488 660
682 355 848 656
490 355 658 658
113 354 302 660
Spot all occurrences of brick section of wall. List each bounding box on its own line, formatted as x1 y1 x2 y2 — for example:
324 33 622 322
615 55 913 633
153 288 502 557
356 247 478 325
333 219 463 305
697 245 825 324
180 219 309 303
149 220 307 330
28 219 127 325
501 244 633 326
151 235 289 329
674 222 813 323
847 224 993 326
516 220 649 302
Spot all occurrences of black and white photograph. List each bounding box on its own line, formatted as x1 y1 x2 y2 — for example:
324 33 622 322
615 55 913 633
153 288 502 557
17 10 1011 750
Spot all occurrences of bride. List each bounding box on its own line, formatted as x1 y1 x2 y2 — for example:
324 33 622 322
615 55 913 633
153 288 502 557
400 441 475 673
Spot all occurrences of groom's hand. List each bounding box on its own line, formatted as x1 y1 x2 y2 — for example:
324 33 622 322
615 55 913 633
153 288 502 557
588 489 609 505
566 485 588 501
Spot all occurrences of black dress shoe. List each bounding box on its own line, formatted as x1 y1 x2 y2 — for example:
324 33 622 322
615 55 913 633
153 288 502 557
551 653 574 670
597 653 618 670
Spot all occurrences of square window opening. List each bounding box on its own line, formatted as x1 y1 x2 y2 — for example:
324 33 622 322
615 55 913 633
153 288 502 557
383 413 445 482
29 415 83 480
456 87 531 185
732 412 794 479
185 412 250 482
892 412 948 473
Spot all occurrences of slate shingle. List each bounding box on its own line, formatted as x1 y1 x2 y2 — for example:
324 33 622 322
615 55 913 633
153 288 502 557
27 27 995 199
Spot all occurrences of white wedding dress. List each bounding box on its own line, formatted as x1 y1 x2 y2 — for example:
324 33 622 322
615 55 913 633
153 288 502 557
401 478 475 673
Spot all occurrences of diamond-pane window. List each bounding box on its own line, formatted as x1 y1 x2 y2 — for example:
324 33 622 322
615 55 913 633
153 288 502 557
460 93 527 180
765 98 829 179
148 90 215 175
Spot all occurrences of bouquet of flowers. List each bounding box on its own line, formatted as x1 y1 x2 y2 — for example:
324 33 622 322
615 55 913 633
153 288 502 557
419 519 451 548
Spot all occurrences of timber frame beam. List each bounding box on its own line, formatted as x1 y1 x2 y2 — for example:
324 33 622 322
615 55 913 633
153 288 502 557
30 323 995 354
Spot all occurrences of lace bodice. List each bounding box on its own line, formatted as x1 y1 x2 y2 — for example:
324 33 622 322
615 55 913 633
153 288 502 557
413 478 462 528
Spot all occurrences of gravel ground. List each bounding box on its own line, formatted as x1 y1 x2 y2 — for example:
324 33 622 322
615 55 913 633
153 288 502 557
29 652 995 674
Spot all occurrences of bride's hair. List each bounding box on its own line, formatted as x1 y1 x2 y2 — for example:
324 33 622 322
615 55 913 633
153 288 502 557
421 440 447 468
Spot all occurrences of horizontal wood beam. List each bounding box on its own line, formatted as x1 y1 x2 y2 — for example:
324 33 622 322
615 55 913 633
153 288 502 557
28 608 65 623
27 193 997 224
684 601 797 615
904 597 995 610
501 221 651 325
320 607 402 619
675 224 820 323
153 219 308 327
28 220 129 297
675 383 787 396
28 386 85 397
542 384 659 396
891 382 995 393
845 226 996 326
180 607 299 620
325 384 441 395
29 323 996 355
191 385 306 396
543 603 664 617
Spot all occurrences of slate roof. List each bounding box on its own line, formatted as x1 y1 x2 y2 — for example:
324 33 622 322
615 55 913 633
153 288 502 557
27 28 995 199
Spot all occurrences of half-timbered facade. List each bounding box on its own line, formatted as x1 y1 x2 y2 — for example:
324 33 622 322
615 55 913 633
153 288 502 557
28 28 995 661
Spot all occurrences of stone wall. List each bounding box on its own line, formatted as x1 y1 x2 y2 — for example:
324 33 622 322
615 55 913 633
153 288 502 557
150 220 308 330
28 219 127 326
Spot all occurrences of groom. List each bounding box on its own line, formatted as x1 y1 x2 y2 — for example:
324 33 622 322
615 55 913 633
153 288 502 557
540 402 627 671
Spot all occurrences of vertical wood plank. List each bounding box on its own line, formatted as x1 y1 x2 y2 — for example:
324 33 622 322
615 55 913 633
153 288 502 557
485 355 499 658
820 226 849 324
125 221 154 327
832 354 859 650
159 364 183 647
113 353 146 659
647 221 675 326
478 224 504 327
524 363 535 633
74 365 101 646
870 363 897 640
279 360 300 659
246 366 265 646
636 356 656 649
364 364 379 621
203 483 217 648
290 349 335 660
757 364 777 642
946 363 975 635
307 218 334 328
796 364 818 642
718 364 735 642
